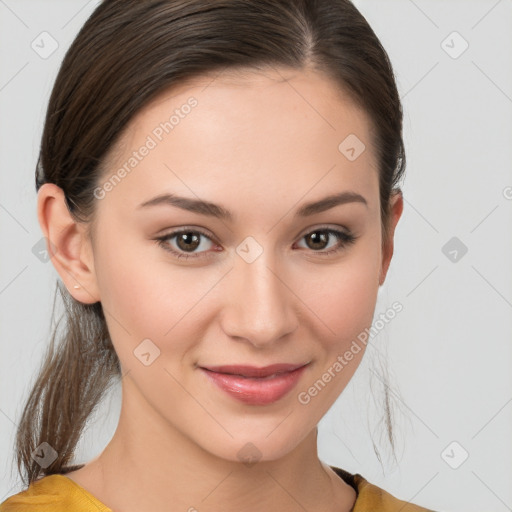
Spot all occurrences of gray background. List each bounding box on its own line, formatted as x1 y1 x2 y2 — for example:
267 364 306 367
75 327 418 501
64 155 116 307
1 1 511 511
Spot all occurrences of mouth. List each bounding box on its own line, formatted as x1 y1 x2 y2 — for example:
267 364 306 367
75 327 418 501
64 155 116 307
200 362 309 378
199 362 310 405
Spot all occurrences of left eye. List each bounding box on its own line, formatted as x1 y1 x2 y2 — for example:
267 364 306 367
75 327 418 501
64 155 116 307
295 228 356 253
155 227 357 260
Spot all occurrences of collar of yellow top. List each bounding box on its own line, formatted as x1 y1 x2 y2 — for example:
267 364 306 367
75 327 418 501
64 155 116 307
331 466 435 511
4 466 434 512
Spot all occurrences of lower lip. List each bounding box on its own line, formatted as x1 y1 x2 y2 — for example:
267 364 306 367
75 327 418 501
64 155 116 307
200 366 308 405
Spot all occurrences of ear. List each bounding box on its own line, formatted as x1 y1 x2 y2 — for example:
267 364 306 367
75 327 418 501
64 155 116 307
379 190 404 286
37 183 100 304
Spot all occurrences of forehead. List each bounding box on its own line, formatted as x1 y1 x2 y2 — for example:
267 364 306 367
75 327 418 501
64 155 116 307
98 66 378 217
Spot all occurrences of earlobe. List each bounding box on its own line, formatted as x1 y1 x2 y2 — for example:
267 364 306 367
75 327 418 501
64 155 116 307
379 190 404 286
37 183 100 304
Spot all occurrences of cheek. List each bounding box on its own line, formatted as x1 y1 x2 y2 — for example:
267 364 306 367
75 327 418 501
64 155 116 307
292 243 381 414
95 246 161 328
296 236 382 349
93 234 215 363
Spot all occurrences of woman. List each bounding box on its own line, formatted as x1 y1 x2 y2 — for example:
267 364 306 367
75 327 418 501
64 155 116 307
1 0 436 510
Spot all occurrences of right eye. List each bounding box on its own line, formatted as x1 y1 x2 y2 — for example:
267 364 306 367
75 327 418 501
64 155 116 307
155 228 218 260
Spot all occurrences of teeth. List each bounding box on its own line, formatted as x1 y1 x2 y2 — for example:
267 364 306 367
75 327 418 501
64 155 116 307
234 372 280 379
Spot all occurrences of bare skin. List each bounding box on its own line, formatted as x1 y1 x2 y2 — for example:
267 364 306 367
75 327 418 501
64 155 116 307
38 65 403 512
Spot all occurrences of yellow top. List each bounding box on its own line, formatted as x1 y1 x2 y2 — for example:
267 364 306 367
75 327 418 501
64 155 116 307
0 466 435 511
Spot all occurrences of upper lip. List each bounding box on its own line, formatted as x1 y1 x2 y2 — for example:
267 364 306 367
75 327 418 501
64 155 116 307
201 362 309 378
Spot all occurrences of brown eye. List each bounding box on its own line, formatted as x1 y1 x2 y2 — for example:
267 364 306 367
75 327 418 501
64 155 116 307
304 231 330 250
155 228 216 260
175 232 201 252
296 228 357 256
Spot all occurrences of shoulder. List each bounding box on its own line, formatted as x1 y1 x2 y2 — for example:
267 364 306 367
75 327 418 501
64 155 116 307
0 474 111 512
330 466 438 512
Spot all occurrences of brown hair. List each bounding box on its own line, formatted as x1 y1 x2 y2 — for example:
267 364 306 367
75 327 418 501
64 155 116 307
16 0 406 486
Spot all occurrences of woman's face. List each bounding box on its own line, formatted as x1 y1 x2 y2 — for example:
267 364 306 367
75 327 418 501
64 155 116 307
72 67 401 462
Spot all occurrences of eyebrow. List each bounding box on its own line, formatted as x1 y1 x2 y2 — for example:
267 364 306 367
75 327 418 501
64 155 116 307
137 191 367 221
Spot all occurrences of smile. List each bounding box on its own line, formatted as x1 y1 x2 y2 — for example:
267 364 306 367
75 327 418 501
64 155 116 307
199 363 310 405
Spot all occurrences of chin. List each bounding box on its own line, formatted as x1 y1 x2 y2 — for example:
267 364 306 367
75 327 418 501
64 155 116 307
194 422 314 467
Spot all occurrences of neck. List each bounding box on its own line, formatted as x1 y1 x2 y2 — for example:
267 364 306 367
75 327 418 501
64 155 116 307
76 378 356 512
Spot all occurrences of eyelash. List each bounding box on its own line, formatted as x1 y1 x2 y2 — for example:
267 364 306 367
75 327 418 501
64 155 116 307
155 226 358 261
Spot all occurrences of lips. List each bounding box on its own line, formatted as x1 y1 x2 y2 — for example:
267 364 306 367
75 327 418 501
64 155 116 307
199 362 310 405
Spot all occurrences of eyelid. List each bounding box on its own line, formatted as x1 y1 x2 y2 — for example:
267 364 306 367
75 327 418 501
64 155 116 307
296 223 352 239
157 225 215 237
157 224 351 244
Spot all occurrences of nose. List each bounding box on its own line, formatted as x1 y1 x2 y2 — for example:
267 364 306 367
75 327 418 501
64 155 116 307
220 248 298 349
